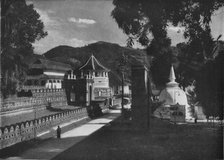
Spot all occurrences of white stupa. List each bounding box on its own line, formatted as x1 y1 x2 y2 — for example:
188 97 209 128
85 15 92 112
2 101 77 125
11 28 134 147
154 66 192 120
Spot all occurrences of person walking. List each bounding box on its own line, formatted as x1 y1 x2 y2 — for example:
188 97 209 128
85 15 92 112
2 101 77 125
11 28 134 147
57 126 61 139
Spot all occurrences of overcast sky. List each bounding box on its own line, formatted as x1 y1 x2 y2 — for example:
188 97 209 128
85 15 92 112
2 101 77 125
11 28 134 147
28 0 224 54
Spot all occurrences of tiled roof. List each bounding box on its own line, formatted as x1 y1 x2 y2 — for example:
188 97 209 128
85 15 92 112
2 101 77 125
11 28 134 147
79 55 110 71
26 74 64 80
30 58 71 72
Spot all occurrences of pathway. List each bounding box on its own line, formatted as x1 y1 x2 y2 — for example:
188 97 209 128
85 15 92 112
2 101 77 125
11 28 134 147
3 110 120 160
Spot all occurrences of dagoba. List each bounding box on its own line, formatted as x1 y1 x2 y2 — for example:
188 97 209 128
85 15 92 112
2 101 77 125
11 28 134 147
153 66 192 120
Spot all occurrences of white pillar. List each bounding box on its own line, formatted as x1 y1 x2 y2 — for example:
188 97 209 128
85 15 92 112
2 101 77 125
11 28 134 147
59 80 61 88
81 71 84 78
45 80 49 88
55 80 57 89
52 80 55 88
71 71 73 79
56 80 58 89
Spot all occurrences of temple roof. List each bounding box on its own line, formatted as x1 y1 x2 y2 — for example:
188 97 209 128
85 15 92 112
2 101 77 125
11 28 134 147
30 58 71 72
169 65 176 82
166 65 179 87
79 55 110 71
26 74 64 80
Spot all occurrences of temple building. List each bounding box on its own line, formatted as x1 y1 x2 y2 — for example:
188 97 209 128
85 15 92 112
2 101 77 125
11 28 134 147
24 58 71 90
153 66 192 121
65 55 111 106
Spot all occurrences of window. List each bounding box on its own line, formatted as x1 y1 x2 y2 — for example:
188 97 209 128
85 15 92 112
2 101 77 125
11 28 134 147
27 80 32 85
41 80 45 86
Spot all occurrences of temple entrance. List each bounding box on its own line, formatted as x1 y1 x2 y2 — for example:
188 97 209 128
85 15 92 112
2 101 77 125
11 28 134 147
89 85 92 103
70 85 76 104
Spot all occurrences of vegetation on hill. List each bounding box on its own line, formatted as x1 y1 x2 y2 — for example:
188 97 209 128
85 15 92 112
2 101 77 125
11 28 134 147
44 41 149 86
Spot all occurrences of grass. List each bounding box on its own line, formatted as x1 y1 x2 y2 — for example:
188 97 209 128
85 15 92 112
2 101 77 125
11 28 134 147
53 117 223 160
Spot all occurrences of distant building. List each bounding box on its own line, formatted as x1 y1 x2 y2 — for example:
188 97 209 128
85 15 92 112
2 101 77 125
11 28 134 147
109 71 131 96
2 58 71 116
65 55 111 106
23 58 71 90
111 83 131 96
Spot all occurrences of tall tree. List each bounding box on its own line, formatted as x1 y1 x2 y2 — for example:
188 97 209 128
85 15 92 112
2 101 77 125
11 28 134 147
112 0 223 58
1 0 47 55
1 0 47 97
195 50 224 119
112 0 224 118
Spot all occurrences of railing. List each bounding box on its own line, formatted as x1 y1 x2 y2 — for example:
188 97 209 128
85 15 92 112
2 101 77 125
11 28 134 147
0 107 88 149
21 85 46 90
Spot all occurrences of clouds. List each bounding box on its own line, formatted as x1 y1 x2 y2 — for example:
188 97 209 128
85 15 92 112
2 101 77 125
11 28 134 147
35 8 60 29
69 38 96 47
31 0 129 54
32 5 98 54
68 17 96 24
68 17 96 28
168 26 184 33
32 0 223 54
167 25 186 45
211 8 224 41
33 29 96 54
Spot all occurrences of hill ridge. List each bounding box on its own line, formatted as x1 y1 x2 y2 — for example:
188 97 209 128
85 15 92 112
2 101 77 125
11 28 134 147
43 41 149 86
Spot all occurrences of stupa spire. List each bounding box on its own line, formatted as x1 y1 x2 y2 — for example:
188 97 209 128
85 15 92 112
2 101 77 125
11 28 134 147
169 65 176 82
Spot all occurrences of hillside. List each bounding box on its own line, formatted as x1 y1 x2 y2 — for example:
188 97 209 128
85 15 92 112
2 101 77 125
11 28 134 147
44 41 149 86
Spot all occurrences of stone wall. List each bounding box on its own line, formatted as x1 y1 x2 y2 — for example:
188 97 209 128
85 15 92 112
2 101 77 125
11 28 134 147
0 107 88 149
1 89 67 113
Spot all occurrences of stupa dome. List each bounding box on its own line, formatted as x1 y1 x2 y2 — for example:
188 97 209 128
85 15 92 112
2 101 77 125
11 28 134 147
154 66 192 120
159 66 188 106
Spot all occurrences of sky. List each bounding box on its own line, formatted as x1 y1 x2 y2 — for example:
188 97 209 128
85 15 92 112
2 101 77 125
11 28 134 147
28 0 224 54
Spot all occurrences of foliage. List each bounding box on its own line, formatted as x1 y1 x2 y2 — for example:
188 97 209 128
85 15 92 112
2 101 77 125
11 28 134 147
111 0 223 77
1 0 47 55
1 0 47 97
195 52 224 119
44 41 148 86
111 0 223 56
1 49 28 98
111 0 224 117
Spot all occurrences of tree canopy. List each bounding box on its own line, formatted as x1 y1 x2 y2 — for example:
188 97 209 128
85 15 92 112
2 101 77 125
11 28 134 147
112 0 224 118
1 0 47 97
1 0 47 55
112 0 223 58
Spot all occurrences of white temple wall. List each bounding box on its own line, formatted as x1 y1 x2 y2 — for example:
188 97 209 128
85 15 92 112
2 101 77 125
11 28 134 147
43 71 65 77
93 77 109 88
